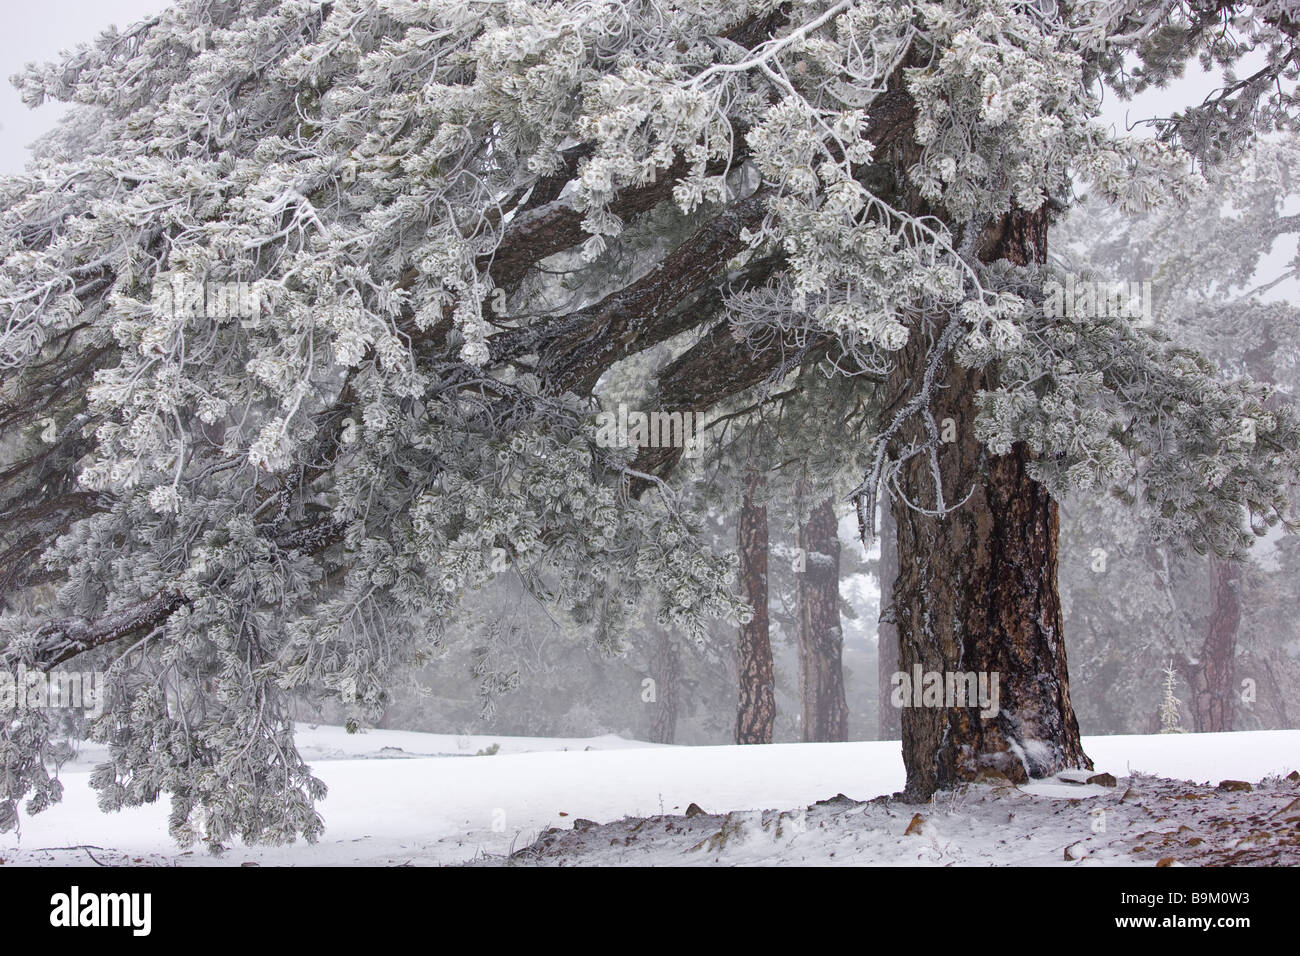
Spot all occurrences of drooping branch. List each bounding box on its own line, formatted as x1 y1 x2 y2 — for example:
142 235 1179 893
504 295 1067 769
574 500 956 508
13 516 348 671
493 194 768 393
24 589 186 671
630 316 833 491
5 65 921 672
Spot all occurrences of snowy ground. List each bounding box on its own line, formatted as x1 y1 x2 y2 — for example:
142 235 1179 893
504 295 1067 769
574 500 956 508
1 726 1296 866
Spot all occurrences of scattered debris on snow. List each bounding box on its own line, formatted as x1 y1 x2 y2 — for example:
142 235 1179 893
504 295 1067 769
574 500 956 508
2 727 1296 866
482 770 1300 867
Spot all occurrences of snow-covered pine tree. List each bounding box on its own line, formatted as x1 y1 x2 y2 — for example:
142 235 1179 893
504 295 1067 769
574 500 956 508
1057 137 1300 734
3 0 1300 843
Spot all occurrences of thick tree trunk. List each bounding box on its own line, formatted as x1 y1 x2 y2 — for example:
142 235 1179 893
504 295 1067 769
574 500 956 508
876 501 901 740
796 495 849 742
1191 558 1240 732
647 626 681 744
887 205 1090 798
735 476 775 744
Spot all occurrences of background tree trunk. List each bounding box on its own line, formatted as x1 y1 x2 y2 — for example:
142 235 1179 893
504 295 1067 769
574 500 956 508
877 502 901 740
1187 331 1276 734
647 626 681 744
1235 649 1292 729
797 495 849 742
887 205 1090 798
1192 558 1240 732
735 475 775 744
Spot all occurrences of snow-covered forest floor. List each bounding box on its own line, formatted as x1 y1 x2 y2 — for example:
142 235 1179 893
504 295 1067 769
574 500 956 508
1 727 1296 867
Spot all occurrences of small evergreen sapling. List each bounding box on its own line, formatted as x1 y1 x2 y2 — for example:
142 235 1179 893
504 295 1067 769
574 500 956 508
1159 662 1187 734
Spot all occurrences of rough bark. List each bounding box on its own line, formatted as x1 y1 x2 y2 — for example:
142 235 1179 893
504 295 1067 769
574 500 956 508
887 204 1090 798
735 475 775 744
796 494 849 742
1191 557 1240 732
876 500 901 740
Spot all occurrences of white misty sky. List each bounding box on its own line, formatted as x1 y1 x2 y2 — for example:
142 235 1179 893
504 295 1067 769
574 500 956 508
0 0 169 174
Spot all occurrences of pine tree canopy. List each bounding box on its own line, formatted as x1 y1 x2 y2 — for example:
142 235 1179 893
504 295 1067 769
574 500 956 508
2 0 1299 846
